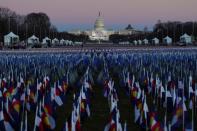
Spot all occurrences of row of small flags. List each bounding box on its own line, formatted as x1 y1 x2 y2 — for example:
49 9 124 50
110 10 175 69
0 53 93 131
103 79 127 131
102 63 127 131
63 67 92 131
0 68 69 131
123 70 197 131
0 49 197 130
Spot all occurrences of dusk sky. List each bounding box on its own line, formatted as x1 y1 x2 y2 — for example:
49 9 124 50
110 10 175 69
1 0 197 31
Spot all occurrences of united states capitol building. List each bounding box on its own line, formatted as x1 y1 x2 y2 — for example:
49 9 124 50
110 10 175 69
69 12 142 41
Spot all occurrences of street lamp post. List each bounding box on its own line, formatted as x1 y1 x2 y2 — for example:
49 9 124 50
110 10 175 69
8 16 17 45
8 16 16 33
173 23 177 43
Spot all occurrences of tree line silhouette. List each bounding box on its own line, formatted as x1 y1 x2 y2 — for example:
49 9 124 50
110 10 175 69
0 7 196 43
110 21 197 43
0 7 88 43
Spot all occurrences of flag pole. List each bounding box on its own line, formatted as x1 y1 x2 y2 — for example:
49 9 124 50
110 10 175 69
195 83 197 117
164 112 167 131
182 82 185 131
165 83 168 127
145 109 148 131
192 99 194 131
33 105 38 131
144 95 148 131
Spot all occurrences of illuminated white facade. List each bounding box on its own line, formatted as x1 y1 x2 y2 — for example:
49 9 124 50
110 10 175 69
85 12 114 41
69 12 141 42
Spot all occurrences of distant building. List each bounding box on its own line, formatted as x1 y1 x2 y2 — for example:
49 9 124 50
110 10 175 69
69 12 141 42
115 24 142 35
52 38 59 45
60 39 65 45
163 36 172 45
28 35 39 45
180 33 192 44
133 40 137 45
84 12 114 41
152 37 159 45
4 32 20 46
143 39 149 45
69 30 83 35
138 40 142 45
42 37 51 44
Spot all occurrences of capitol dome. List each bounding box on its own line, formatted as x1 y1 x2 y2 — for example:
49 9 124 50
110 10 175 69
94 12 105 31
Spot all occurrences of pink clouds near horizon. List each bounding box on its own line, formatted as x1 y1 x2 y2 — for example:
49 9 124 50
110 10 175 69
1 0 197 31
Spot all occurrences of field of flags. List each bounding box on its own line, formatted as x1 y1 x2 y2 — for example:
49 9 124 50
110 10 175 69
0 48 197 131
